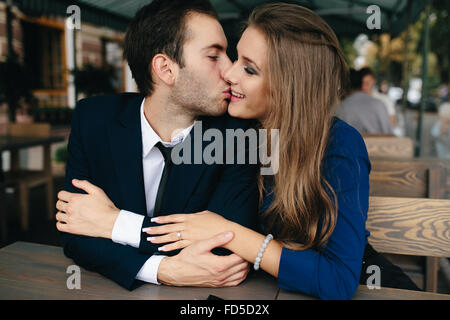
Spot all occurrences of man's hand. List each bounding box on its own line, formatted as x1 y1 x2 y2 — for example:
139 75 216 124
157 231 250 287
55 179 119 239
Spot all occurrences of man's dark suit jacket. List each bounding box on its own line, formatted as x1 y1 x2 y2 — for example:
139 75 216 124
60 93 259 290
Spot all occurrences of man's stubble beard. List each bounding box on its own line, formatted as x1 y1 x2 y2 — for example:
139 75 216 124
170 68 227 117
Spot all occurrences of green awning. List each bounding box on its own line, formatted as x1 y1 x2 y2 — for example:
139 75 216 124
11 0 425 38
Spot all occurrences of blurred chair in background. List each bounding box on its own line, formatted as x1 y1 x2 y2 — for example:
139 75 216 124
4 123 53 231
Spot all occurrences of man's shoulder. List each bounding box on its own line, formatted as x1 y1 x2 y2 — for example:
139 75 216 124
345 92 385 111
363 94 388 110
339 93 365 109
75 93 144 115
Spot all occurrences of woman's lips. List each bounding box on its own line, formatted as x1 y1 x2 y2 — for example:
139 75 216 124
230 89 245 102
230 95 243 102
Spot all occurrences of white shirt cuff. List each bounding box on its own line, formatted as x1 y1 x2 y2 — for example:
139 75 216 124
136 255 167 285
111 210 145 248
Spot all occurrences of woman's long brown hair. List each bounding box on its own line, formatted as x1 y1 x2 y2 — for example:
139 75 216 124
249 3 349 250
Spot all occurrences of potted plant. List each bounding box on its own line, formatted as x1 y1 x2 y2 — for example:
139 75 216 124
53 144 68 177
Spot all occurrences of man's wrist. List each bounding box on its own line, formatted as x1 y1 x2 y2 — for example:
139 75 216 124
102 208 120 239
157 256 175 286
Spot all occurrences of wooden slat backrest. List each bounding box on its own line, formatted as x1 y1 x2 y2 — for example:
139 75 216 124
370 159 446 199
370 157 450 199
363 136 414 159
8 123 51 137
367 196 450 258
427 158 450 199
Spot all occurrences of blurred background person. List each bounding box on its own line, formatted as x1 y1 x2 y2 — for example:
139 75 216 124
335 69 393 135
431 102 450 159
439 80 449 104
360 67 398 130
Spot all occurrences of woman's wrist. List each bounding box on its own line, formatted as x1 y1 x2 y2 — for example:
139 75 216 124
221 220 240 250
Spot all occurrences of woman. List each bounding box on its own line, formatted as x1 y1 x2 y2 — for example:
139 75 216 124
145 3 370 299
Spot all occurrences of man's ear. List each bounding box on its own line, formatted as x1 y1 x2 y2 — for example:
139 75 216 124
152 54 178 86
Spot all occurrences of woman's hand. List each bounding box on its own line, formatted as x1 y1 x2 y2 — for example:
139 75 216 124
144 211 233 252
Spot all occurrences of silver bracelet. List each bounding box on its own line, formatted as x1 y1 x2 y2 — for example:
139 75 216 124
254 234 273 271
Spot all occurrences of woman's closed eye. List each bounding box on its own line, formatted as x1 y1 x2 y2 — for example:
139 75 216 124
244 66 257 75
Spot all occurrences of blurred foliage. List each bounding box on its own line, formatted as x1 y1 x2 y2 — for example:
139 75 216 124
72 64 117 97
355 1 448 97
340 37 358 69
54 145 68 164
430 0 450 83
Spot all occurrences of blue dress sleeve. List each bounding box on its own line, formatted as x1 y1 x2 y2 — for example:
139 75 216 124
277 120 371 299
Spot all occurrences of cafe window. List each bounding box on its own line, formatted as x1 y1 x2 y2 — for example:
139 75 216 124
22 20 64 90
102 39 124 92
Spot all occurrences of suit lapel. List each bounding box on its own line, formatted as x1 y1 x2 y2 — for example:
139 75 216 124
108 94 147 215
108 95 216 216
162 119 212 214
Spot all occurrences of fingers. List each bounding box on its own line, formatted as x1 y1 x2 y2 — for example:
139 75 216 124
222 261 250 279
147 232 181 244
221 267 250 287
217 253 246 269
221 272 248 287
56 221 68 232
55 200 68 213
143 223 184 235
72 179 100 195
158 240 192 252
57 190 74 202
151 214 186 224
212 261 249 287
195 231 234 253
55 211 68 223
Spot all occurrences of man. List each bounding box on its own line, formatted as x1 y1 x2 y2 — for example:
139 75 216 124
335 69 393 135
360 67 397 128
56 0 259 290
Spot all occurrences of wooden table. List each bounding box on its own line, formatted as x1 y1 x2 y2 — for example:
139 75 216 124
0 242 449 300
0 242 278 300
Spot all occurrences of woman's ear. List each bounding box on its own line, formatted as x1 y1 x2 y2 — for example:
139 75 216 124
152 54 178 86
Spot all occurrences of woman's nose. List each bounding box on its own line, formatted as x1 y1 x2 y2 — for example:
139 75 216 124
223 61 238 85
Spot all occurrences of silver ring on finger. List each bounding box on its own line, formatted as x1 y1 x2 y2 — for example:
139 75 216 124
177 232 182 240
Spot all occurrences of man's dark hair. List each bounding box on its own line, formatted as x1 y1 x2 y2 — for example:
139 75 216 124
124 0 218 96
349 68 362 91
359 67 374 80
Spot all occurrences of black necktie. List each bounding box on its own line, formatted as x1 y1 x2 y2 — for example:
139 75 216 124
153 142 173 217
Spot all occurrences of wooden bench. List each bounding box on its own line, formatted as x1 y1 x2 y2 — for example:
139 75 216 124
370 159 446 199
369 158 447 292
367 196 450 292
420 158 450 199
370 157 450 199
367 196 450 257
363 135 414 159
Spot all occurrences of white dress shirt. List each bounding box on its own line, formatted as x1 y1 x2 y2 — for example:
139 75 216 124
111 98 194 284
